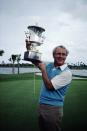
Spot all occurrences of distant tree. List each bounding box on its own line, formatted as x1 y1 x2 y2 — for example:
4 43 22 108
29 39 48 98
9 54 21 74
16 54 21 74
12 54 17 74
0 50 4 56
9 54 17 74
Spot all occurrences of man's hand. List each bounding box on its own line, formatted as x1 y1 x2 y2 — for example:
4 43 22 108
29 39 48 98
38 63 46 71
31 59 42 67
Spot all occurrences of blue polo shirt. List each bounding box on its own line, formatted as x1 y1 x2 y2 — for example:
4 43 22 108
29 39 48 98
39 63 72 106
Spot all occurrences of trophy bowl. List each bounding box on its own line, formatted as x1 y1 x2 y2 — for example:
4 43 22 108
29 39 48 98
24 50 42 63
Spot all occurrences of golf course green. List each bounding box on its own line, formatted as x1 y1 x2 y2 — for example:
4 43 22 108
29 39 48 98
0 73 87 131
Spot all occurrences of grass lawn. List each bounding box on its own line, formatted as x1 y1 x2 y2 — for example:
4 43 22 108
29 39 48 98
62 79 87 131
0 73 87 131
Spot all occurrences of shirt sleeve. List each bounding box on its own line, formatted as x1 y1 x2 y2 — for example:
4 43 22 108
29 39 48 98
51 70 72 90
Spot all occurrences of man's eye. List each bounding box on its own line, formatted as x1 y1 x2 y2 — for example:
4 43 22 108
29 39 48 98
55 53 66 56
62 53 66 56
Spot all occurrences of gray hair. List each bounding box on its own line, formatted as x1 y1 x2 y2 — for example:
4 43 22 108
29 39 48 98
53 45 69 56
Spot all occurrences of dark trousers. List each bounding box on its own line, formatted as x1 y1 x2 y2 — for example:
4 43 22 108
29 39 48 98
38 104 63 131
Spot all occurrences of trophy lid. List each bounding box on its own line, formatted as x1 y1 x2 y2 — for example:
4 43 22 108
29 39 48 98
26 25 45 46
27 25 45 33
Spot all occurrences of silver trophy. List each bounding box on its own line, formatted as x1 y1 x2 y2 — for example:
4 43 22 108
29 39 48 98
24 25 45 63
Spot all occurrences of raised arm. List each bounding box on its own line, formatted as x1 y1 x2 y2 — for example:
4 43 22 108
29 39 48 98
38 63 54 90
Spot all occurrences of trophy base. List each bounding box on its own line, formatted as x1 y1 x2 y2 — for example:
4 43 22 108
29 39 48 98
24 51 42 63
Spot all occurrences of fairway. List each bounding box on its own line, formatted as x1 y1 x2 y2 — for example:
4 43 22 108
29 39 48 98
0 74 87 131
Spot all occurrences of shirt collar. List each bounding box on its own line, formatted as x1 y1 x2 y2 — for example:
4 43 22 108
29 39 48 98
54 63 67 71
60 63 67 71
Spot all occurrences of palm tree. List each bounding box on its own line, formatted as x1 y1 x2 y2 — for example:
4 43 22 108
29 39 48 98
9 54 17 74
9 54 21 74
16 54 21 74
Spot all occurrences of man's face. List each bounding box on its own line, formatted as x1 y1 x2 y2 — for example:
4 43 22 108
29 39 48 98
53 47 67 66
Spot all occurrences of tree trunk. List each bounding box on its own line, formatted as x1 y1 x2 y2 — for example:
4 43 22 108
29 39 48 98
18 61 20 74
12 62 15 74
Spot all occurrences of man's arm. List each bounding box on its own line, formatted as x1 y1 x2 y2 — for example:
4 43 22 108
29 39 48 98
38 63 54 90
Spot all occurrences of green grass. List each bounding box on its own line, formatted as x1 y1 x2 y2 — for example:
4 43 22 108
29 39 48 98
0 73 41 81
0 74 87 131
62 79 87 130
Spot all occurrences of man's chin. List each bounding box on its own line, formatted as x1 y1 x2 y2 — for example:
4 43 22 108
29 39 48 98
56 61 64 66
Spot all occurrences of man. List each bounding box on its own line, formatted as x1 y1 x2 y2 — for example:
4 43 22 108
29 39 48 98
33 45 72 131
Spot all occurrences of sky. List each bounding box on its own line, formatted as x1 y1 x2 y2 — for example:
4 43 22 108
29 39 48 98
0 0 87 64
